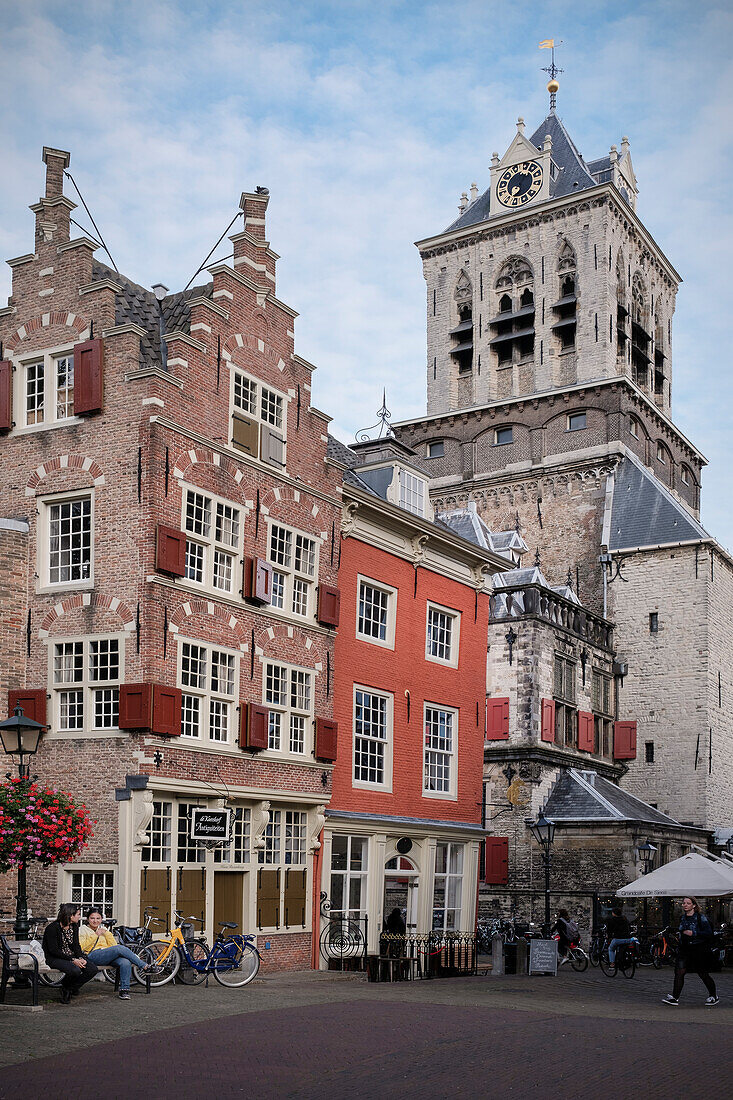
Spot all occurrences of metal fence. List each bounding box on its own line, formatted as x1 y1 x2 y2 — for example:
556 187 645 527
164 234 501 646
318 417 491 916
319 915 368 971
373 931 477 981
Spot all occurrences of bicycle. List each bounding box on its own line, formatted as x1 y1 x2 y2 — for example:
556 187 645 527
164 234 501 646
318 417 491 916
650 926 678 968
600 938 638 978
555 934 589 972
588 929 605 967
136 911 261 987
98 908 164 984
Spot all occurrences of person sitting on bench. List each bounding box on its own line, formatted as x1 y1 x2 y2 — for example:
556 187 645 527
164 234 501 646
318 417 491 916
79 908 150 1000
42 903 99 1004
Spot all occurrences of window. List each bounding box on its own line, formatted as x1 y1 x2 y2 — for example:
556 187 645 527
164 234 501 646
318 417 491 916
554 654 577 749
52 635 123 733
495 427 513 446
554 655 576 702
591 670 612 716
256 809 307 867
649 612 659 634
70 870 114 916
177 802 205 863
231 368 287 467
268 522 317 618
680 465 690 485
142 801 172 863
353 687 392 788
426 603 460 666
214 808 251 864
567 412 587 431
179 639 238 745
629 417 639 439
427 441 445 459
592 669 613 758
42 493 93 587
356 577 396 648
256 808 309 930
433 843 463 931
182 487 241 595
423 705 457 798
264 661 313 755
329 835 368 920
645 741 655 764
21 347 77 427
398 469 426 517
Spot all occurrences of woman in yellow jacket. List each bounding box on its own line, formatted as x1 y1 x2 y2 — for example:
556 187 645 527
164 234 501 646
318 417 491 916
79 909 151 999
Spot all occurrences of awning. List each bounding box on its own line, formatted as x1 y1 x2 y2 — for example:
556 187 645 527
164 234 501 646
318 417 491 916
616 852 733 898
489 304 535 327
450 340 473 355
489 326 534 346
449 319 473 337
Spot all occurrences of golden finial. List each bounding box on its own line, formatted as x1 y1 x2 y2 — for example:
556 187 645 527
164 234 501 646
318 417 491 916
539 39 563 111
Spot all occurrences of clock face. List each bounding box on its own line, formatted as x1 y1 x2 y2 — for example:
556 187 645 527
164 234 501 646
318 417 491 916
496 161 543 208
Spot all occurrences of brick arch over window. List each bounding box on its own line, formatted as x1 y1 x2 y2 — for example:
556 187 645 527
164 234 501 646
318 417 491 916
221 333 286 375
167 598 248 648
170 446 254 510
25 454 106 497
259 485 329 540
39 592 135 638
4 311 89 354
253 622 326 673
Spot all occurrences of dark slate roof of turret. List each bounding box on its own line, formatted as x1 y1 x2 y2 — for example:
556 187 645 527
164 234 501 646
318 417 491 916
543 769 680 827
607 454 708 552
443 112 599 234
92 259 213 370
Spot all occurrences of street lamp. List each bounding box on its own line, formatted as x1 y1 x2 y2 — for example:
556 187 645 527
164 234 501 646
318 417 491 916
0 705 47 939
634 839 657 938
529 815 556 936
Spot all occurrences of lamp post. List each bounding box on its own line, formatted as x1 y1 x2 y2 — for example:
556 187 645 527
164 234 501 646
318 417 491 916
529 815 556 936
634 838 657 938
0 705 47 939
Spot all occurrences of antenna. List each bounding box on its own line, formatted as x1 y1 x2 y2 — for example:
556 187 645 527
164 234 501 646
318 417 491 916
539 39 564 112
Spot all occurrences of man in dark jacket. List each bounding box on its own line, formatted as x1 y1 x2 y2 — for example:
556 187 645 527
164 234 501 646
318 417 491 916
42 902 99 1004
606 906 635 966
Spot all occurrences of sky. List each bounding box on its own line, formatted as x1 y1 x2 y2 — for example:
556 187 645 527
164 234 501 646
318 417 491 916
2 0 732 546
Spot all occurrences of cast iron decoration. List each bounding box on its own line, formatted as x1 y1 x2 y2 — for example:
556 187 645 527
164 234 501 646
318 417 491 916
0 779 94 873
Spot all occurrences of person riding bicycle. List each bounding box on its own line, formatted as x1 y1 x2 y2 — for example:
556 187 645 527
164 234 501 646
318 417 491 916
552 908 574 964
79 908 151 1000
606 906 635 966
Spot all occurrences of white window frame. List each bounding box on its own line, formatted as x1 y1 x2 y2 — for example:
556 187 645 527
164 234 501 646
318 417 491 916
38 488 94 592
432 842 464 932
329 834 369 921
425 602 461 669
352 684 393 792
398 468 427 517
262 659 315 757
213 807 252 865
495 427 513 446
423 703 458 800
656 442 667 464
426 441 444 459
68 868 115 917
48 633 124 737
229 366 288 466
567 412 587 432
356 574 397 650
180 483 243 598
267 519 319 621
177 637 240 747
14 341 83 432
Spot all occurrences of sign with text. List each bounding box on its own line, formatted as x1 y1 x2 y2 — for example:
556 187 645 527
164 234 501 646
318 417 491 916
529 938 558 975
190 808 232 842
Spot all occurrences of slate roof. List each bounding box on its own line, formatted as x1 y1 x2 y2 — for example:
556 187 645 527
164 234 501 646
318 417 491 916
93 259 213 370
443 112 603 234
607 454 709 552
543 769 681 827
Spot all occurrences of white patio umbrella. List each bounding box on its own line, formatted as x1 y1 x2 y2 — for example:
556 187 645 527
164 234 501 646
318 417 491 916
616 852 733 898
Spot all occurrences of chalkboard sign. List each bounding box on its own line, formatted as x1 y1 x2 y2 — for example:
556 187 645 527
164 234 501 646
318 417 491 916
529 938 558 975
190 808 232 842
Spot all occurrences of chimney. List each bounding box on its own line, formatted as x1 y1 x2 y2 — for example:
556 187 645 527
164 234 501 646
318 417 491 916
230 187 277 291
43 147 70 199
31 147 74 246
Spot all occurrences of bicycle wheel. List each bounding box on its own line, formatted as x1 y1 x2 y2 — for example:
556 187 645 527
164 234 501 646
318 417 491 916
213 942 260 987
589 941 600 967
178 940 210 985
134 940 181 986
570 947 589 972
619 950 636 978
599 952 617 977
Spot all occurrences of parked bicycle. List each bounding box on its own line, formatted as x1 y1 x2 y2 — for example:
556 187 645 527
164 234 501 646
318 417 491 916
98 907 164 984
136 911 261 987
650 925 678 968
588 928 605 967
476 917 516 954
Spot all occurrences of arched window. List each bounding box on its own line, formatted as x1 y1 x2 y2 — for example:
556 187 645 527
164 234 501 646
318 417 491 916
616 252 628 358
491 258 535 365
631 273 651 389
450 270 474 373
680 464 691 486
520 287 534 308
554 240 577 349
499 293 512 313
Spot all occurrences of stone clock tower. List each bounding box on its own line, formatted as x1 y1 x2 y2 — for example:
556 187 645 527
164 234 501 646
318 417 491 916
394 88 733 836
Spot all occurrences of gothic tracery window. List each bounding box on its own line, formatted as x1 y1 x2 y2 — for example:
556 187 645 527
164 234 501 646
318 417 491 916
490 257 535 365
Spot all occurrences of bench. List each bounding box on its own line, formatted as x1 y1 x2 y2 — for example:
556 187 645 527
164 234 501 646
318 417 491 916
0 934 50 1007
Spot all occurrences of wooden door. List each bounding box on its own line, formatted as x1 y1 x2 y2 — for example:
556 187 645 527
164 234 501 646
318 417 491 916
177 867 207 928
140 867 172 931
213 872 245 936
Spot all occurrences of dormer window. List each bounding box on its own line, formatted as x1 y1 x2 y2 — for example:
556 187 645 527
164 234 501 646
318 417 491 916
399 469 426 517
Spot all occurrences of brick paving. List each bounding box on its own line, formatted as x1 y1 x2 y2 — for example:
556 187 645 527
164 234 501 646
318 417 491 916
1 966 732 1099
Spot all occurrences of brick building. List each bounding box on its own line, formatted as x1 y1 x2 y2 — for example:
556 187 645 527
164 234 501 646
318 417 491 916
0 148 344 971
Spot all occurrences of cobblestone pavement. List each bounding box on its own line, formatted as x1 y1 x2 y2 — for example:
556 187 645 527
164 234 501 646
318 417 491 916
1 965 731 1099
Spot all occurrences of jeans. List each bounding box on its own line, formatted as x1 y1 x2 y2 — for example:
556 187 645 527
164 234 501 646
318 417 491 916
608 937 635 964
45 956 99 992
87 945 146 990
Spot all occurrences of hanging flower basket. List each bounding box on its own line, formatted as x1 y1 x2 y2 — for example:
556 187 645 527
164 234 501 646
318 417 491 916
0 778 94 873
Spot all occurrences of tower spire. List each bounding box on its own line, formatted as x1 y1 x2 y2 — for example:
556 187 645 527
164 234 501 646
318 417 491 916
539 39 563 112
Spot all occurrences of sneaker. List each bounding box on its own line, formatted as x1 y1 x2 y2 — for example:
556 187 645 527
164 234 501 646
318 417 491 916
705 996 720 1006
662 994 679 1005
559 956 569 965
119 990 131 1000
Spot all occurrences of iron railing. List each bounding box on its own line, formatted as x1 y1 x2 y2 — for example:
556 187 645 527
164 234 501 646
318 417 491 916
376 931 477 980
319 915 368 971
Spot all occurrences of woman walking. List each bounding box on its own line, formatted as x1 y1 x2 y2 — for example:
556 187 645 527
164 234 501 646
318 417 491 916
663 896 719 1006
42 903 99 1004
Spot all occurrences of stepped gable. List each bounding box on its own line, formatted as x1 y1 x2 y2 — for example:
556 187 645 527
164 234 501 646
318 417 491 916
607 454 708 552
544 768 680 826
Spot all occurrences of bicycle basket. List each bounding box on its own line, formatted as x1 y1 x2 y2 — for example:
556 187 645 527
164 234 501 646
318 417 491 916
181 922 195 942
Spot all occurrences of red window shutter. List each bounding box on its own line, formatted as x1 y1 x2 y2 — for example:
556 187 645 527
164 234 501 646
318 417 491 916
152 685 182 737
244 557 274 605
118 684 154 729
240 703 269 750
73 338 104 415
486 696 509 740
317 584 340 628
578 711 594 753
315 717 338 762
484 837 509 885
541 698 555 743
614 720 637 760
156 525 186 577
8 689 47 726
0 360 12 432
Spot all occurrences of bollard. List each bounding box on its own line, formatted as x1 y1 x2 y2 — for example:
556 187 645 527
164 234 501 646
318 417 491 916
491 934 504 975
516 936 528 974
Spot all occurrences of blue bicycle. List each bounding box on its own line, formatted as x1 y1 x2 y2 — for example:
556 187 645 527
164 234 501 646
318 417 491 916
136 910 261 987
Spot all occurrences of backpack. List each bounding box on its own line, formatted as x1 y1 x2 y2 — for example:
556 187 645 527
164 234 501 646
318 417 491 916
565 919 580 940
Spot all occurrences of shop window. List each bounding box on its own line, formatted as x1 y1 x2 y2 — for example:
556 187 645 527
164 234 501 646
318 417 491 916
142 801 173 863
213 808 251 864
177 802 206 864
329 835 368 921
257 809 308 930
433 843 463 931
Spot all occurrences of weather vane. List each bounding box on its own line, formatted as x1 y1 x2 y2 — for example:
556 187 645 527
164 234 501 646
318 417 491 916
355 388 394 442
539 39 563 111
